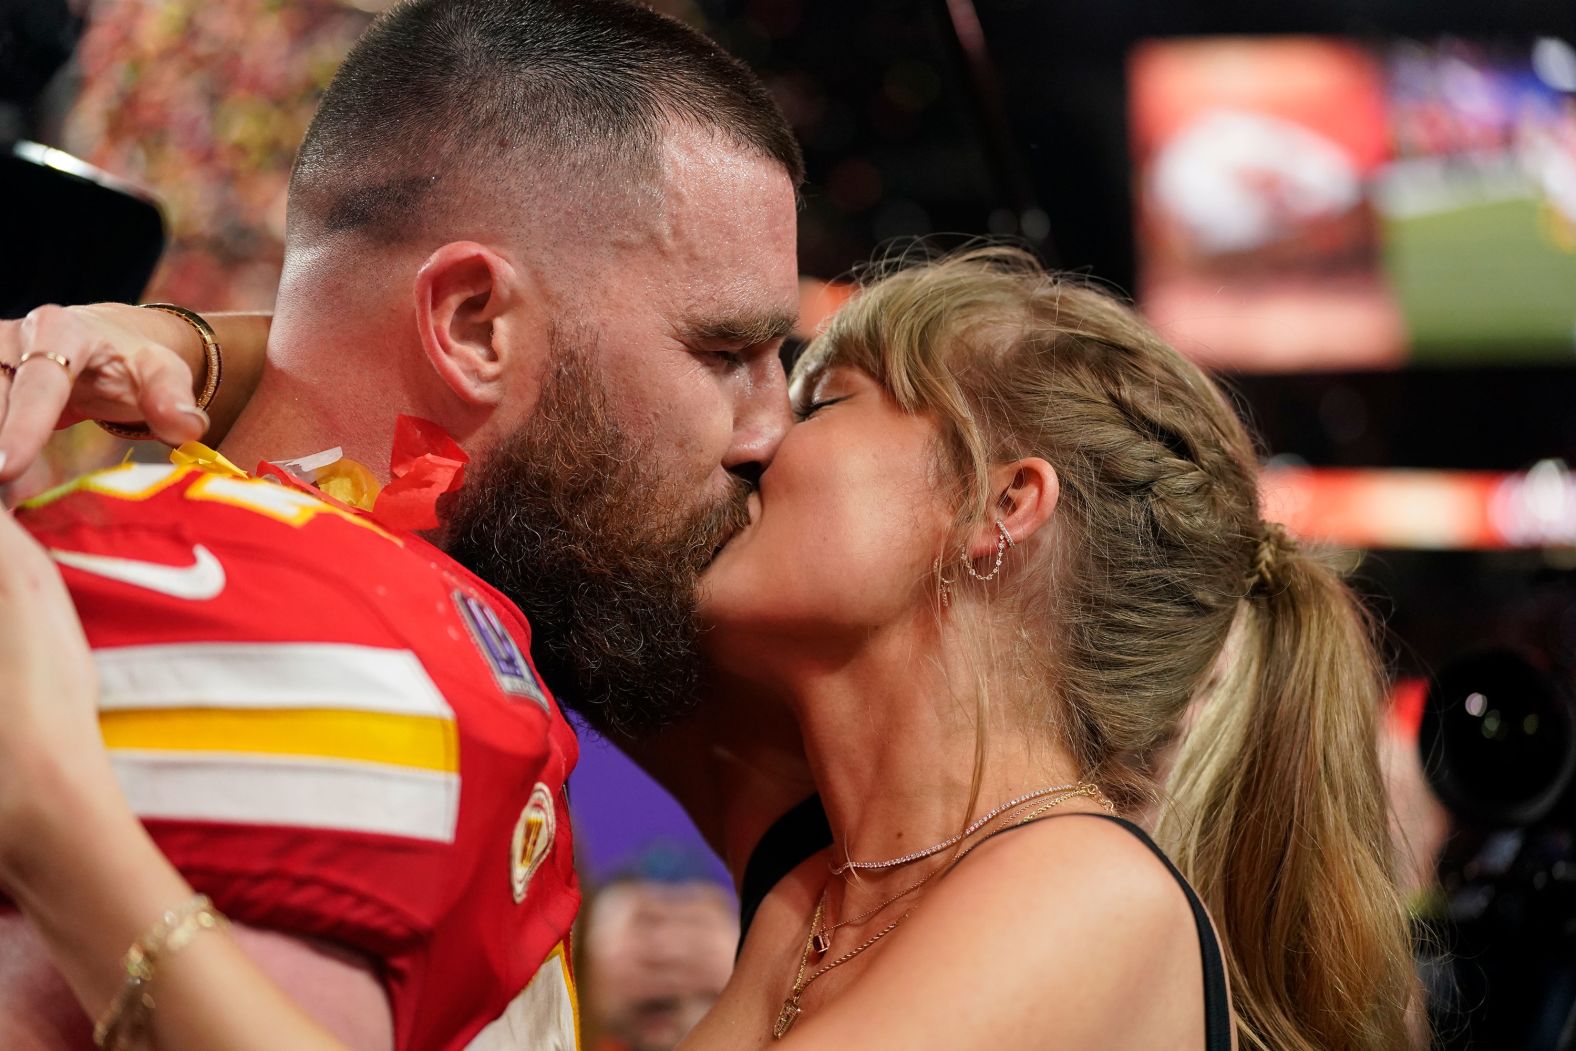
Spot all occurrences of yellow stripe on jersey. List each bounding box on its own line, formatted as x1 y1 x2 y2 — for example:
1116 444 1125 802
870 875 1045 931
101 708 458 774
554 942 583 1051
93 644 463 840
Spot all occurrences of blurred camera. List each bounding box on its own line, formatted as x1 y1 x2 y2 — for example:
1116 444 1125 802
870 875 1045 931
1420 648 1576 1050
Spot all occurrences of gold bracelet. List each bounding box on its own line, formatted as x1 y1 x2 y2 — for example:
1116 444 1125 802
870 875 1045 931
93 894 229 1051
96 304 225 443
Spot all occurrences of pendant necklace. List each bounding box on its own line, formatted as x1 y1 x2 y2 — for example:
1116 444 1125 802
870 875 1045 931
773 782 1112 1038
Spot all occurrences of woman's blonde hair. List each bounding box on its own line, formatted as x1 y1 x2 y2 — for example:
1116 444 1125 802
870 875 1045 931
795 245 1416 1051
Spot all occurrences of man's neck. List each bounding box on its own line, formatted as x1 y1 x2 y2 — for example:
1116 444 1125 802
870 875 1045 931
220 367 402 483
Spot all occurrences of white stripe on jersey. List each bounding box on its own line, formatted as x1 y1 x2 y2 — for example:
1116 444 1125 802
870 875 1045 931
80 462 182 496
95 642 454 716
464 944 579 1050
111 751 461 843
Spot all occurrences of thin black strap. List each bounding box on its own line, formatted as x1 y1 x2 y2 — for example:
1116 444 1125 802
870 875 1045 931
737 794 833 949
991 813 1233 1051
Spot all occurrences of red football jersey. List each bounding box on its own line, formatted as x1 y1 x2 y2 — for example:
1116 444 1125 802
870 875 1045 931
18 461 581 1050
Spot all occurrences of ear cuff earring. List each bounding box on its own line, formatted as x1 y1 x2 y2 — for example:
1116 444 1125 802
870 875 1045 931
937 521 1014 608
960 520 1014 583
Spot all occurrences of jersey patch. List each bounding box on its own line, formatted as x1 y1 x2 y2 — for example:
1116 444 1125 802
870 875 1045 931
511 783 557 904
454 590 547 709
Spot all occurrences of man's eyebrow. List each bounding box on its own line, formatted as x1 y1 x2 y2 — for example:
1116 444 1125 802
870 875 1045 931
678 308 798 347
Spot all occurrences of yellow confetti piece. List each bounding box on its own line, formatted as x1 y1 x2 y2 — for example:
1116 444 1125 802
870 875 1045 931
314 457 382 512
170 441 247 478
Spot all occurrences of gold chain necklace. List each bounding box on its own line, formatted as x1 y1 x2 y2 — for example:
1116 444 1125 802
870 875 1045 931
810 782 1105 958
771 783 1112 1039
773 891 915 1040
810 858 942 958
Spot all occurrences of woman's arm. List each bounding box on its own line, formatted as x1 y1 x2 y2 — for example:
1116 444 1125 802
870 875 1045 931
0 305 272 482
0 509 359 1051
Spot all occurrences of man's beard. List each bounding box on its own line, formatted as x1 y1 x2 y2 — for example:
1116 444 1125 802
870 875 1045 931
440 336 752 741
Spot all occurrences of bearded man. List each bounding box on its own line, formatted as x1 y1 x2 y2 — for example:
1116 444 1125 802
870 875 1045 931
0 1 815 1048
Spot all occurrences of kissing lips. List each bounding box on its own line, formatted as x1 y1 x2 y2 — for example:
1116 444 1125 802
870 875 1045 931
706 491 760 564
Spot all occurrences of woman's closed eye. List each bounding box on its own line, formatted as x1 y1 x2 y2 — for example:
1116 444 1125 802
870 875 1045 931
792 395 850 422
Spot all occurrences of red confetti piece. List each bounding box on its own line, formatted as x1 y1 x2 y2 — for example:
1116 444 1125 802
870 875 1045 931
371 415 470 532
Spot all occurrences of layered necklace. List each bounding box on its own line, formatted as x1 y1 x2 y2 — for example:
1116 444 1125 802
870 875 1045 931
771 781 1113 1040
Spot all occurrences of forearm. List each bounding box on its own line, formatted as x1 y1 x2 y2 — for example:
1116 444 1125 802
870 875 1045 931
133 308 270 443
184 312 271 444
199 313 270 443
1 763 347 1051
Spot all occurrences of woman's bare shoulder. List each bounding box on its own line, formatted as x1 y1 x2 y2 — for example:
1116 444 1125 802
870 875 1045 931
925 811 1199 956
775 813 1208 1050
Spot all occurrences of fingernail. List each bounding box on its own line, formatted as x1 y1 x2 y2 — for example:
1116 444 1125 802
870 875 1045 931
181 406 210 432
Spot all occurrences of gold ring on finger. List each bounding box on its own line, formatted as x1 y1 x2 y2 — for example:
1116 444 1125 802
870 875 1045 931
17 351 71 373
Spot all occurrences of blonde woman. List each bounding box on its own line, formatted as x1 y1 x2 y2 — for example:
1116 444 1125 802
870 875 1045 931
679 247 1414 1051
0 248 1415 1050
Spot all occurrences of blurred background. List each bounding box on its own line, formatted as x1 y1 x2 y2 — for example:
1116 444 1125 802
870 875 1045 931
3 0 1575 1046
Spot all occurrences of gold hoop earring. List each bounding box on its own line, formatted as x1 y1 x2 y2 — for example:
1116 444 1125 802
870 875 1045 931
960 521 1012 583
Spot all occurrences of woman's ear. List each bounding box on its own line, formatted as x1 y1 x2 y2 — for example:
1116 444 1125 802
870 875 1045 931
964 457 1059 559
412 241 524 408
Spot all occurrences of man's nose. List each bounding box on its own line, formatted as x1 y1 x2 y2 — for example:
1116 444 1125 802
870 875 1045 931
723 356 792 481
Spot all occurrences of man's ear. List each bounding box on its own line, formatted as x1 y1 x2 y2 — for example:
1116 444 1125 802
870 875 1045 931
412 241 528 408
963 457 1059 559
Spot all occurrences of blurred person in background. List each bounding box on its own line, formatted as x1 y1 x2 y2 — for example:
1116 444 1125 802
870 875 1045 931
580 851 738 1051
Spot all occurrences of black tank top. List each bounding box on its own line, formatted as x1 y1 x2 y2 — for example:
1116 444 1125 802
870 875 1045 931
738 799 1232 1051
738 794 832 945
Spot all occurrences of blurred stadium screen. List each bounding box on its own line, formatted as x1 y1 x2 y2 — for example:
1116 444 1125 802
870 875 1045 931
1130 36 1576 372
1262 460 1576 549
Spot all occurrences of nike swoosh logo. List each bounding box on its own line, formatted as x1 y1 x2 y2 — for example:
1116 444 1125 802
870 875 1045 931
49 545 226 601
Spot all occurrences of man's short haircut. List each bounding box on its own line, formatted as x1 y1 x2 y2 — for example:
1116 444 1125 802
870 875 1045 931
289 0 804 243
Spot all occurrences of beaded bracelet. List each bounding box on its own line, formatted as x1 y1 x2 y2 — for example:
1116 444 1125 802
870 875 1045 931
93 894 229 1051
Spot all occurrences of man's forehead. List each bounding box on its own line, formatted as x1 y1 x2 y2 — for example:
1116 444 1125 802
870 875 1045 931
647 129 799 268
